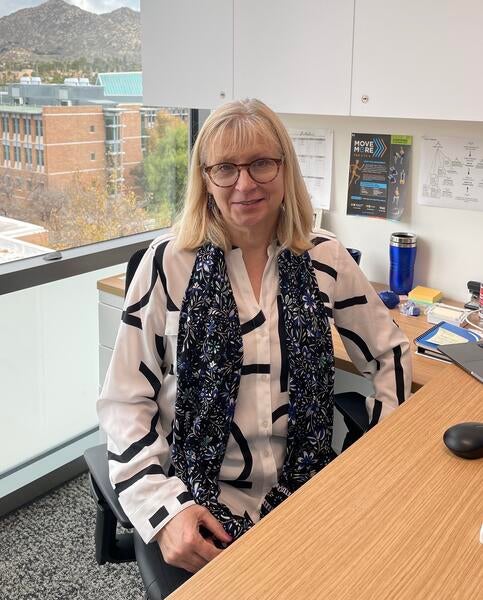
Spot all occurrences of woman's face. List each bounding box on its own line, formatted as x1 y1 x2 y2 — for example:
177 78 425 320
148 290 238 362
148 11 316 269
204 138 285 241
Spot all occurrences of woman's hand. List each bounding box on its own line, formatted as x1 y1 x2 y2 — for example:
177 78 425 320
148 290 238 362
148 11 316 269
155 505 232 573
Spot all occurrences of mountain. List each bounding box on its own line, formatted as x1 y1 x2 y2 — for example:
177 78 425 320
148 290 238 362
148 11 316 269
0 0 141 64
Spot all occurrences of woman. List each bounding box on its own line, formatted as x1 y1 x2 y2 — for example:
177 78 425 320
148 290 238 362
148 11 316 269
98 99 411 581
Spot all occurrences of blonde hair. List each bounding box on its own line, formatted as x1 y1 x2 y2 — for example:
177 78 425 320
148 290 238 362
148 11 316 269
174 99 313 254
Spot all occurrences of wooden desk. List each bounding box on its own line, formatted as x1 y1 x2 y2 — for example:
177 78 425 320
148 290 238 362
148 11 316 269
169 366 483 600
98 275 448 390
97 274 125 297
98 275 481 597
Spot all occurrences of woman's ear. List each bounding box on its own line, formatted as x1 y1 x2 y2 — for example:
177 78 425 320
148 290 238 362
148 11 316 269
206 182 217 198
201 167 213 195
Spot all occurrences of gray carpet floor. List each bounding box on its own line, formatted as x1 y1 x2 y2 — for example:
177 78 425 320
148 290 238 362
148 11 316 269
0 473 145 600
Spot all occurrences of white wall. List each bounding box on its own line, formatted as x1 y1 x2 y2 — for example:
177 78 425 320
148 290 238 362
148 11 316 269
281 113 483 302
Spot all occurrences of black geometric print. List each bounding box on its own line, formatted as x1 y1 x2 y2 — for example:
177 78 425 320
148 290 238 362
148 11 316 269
334 295 368 309
108 412 159 463
154 241 179 311
311 260 337 280
122 258 159 329
149 505 169 529
115 464 165 495
240 310 266 335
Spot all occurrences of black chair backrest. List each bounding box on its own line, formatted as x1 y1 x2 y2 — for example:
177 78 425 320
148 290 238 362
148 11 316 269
125 248 148 296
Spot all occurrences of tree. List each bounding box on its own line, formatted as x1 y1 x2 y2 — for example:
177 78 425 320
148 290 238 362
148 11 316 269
8 174 150 250
142 111 188 220
0 176 15 217
45 175 149 249
25 178 64 224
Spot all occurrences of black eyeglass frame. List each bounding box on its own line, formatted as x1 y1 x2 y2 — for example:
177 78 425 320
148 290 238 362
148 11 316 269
203 157 284 188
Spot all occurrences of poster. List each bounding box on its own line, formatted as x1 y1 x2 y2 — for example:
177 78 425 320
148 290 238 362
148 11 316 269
418 135 483 212
346 133 412 220
289 128 333 210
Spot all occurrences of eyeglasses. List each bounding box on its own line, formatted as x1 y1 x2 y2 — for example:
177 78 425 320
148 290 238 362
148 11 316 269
204 157 283 188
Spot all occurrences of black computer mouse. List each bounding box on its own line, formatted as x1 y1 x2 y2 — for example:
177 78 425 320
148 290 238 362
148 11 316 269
443 422 483 459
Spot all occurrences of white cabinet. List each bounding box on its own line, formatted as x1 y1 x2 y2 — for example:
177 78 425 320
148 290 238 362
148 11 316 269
234 0 354 115
141 0 233 109
142 0 483 121
141 0 353 114
351 0 483 121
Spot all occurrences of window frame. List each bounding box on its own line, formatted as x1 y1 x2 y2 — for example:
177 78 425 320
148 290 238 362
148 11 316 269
0 228 166 296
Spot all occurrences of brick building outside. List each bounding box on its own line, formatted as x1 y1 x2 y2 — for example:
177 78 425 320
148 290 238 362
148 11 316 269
0 74 187 207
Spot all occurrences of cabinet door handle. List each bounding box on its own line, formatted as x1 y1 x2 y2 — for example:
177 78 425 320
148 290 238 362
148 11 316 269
220 91 226 99
361 95 369 103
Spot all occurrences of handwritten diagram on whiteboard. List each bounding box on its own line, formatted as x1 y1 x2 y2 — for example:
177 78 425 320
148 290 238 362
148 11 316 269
418 135 483 212
289 128 333 210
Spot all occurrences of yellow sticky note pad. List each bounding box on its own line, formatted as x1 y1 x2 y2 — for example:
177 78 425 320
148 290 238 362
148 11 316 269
408 286 443 303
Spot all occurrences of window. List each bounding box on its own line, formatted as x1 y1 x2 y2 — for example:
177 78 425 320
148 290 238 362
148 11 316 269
24 146 33 167
36 148 44 169
35 119 43 138
0 1 189 263
2 115 9 136
0 0 164 509
141 109 158 155
105 111 121 145
24 117 31 137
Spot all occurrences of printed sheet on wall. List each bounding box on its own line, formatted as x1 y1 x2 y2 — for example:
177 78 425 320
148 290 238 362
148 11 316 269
289 128 333 211
418 135 483 212
346 133 412 220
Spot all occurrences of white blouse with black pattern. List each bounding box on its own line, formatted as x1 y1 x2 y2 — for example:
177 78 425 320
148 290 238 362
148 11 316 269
97 230 412 544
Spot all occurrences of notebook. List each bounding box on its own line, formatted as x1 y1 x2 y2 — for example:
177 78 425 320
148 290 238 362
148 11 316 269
414 321 481 363
438 340 483 383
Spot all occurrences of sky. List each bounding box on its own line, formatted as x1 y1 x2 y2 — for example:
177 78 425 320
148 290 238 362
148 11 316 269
0 0 140 18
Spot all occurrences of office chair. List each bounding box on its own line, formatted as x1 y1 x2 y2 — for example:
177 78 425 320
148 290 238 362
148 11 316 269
86 247 192 599
85 248 368 599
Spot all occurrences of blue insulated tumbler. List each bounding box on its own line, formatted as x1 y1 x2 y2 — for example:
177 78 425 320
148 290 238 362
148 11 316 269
389 232 417 295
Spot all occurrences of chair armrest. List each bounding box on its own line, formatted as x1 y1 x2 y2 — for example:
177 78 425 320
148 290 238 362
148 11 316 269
84 444 135 564
84 444 132 528
334 392 369 434
133 530 192 600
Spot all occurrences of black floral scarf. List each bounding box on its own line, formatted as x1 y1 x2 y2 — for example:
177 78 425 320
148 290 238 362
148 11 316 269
172 243 335 540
